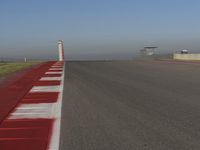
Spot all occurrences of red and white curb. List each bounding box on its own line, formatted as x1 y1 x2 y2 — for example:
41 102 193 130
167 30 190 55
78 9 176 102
0 61 65 150
48 62 65 150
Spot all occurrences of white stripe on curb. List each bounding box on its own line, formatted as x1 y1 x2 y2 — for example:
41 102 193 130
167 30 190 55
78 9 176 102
40 77 62 81
45 72 62 74
8 103 54 119
48 62 65 150
30 86 61 92
49 68 63 70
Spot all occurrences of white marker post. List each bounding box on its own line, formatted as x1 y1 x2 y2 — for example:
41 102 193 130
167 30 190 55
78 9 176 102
58 40 64 61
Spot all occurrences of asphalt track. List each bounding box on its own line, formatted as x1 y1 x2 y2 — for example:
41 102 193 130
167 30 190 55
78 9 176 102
60 60 200 150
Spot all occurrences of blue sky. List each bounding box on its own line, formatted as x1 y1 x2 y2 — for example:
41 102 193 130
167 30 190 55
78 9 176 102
0 0 200 60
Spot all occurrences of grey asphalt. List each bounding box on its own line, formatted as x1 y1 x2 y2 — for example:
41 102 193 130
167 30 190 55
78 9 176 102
60 60 200 150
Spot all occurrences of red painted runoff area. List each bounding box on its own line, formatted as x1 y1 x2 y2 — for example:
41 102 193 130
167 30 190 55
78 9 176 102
53 62 64 65
0 119 53 150
0 61 55 123
47 69 63 72
0 61 63 150
43 74 62 77
21 92 59 103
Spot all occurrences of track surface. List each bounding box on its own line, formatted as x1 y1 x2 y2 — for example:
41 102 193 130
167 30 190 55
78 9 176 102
60 60 200 150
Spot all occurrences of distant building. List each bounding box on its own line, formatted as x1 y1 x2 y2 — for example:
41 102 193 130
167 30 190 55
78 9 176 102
181 49 189 54
140 47 157 56
173 49 200 60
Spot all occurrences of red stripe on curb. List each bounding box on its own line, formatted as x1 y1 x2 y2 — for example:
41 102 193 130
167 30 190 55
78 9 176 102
0 119 53 150
22 92 59 103
47 70 63 72
43 74 62 77
2 119 53 127
0 127 49 138
52 64 63 66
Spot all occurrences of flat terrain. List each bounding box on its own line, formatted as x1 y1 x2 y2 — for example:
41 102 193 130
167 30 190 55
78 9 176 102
60 60 200 150
0 61 41 78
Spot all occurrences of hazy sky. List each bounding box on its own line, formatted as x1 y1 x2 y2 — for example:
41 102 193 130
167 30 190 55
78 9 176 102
1 0 200 60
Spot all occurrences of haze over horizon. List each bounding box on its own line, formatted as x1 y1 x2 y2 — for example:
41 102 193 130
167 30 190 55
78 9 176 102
1 0 200 60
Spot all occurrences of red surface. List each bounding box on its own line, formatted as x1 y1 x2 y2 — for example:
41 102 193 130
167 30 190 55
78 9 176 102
53 64 63 66
0 61 56 124
54 62 64 66
0 119 53 150
47 70 63 72
21 92 59 103
0 61 62 150
33 80 61 86
43 74 62 77
52 65 63 69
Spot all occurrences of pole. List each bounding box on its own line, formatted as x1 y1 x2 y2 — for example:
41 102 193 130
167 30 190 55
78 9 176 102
58 40 64 61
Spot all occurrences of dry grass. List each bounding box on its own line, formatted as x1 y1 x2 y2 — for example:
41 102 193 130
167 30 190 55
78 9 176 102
0 61 42 78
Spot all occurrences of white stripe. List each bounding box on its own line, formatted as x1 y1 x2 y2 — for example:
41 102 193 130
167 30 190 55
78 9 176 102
45 72 62 74
48 62 65 150
8 104 54 119
9 113 52 119
11 113 48 115
16 107 46 110
40 77 62 81
30 86 61 92
49 68 63 71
